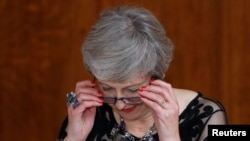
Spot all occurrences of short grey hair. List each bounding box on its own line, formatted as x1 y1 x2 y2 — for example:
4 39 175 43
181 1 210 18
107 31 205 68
82 6 174 82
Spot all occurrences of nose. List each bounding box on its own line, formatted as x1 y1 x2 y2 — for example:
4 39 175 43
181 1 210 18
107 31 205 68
114 98 126 110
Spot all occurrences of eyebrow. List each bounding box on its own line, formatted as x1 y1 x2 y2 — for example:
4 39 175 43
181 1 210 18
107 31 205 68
98 80 147 89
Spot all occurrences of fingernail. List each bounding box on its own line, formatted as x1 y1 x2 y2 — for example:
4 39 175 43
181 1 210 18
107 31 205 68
140 95 146 99
138 86 146 92
150 80 156 84
137 89 144 92
98 98 104 103
98 90 103 95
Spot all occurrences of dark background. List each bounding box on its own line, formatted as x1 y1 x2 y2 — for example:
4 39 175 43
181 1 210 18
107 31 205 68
1 0 249 140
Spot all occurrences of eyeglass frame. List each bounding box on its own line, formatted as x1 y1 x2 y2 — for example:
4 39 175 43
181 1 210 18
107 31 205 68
100 95 143 105
92 77 154 105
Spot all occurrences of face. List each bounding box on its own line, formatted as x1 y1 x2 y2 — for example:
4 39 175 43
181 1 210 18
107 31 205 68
97 75 152 120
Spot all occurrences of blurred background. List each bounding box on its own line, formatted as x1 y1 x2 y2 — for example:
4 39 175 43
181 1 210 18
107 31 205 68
1 0 249 140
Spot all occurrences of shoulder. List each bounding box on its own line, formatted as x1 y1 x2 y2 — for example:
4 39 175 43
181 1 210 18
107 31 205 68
173 88 226 114
175 89 228 140
173 88 198 114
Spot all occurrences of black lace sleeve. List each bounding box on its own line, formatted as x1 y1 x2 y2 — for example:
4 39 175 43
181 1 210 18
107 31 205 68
179 93 228 141
57 116 68 141
197 96 228 141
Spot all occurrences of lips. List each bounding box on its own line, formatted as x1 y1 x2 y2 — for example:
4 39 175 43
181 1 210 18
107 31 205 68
121 106 136 113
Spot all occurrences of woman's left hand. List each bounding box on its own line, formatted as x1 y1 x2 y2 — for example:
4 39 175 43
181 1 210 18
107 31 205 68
137 79 181 141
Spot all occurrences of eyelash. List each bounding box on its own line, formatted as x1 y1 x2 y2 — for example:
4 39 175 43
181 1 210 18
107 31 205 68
102 86 112 91
128 89 138 93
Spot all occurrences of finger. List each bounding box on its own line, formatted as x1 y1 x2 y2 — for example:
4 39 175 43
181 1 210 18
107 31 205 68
140 95 167 113
76 87 102 97
75 100 103 113
66 91 103 110
68 100 103 115
149 80 177 102
138 89 164 105
75 80 96 92
66 92 80 109
140 95 177 118
77 92 103 103
138 85 173 111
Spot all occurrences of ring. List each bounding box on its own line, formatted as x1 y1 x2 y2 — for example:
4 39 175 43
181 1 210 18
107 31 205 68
66 91 79 109
161 99 166 106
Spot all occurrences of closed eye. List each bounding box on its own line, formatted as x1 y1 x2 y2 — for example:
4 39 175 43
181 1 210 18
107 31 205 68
127 88 139 93
101 86 113 91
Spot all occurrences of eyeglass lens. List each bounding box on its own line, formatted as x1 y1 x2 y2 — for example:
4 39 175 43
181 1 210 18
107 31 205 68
92 76 152 105
102 96 143 105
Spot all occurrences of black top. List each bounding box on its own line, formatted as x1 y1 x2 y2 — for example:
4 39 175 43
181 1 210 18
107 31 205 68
57 93 227 141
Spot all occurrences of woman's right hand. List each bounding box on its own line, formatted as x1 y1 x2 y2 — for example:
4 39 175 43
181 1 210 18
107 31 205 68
64 80 103 141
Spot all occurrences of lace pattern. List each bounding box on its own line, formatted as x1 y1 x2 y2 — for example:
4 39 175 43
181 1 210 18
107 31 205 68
57 93 227 141
110 118 156 141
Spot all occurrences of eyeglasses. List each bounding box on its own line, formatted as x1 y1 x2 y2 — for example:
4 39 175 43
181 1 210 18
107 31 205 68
101 96 143 105
92 77 145 105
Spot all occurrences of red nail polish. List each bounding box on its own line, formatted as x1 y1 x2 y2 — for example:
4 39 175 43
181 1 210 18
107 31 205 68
98 98 104 103
150 80 155 84
98 90 103 95
137 89 144 92
140 95 146 99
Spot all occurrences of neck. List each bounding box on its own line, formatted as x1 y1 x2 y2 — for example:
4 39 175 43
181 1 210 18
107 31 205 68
122 113 154 138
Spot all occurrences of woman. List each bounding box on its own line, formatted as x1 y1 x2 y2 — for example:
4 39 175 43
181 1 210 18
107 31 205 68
57 6 227 141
